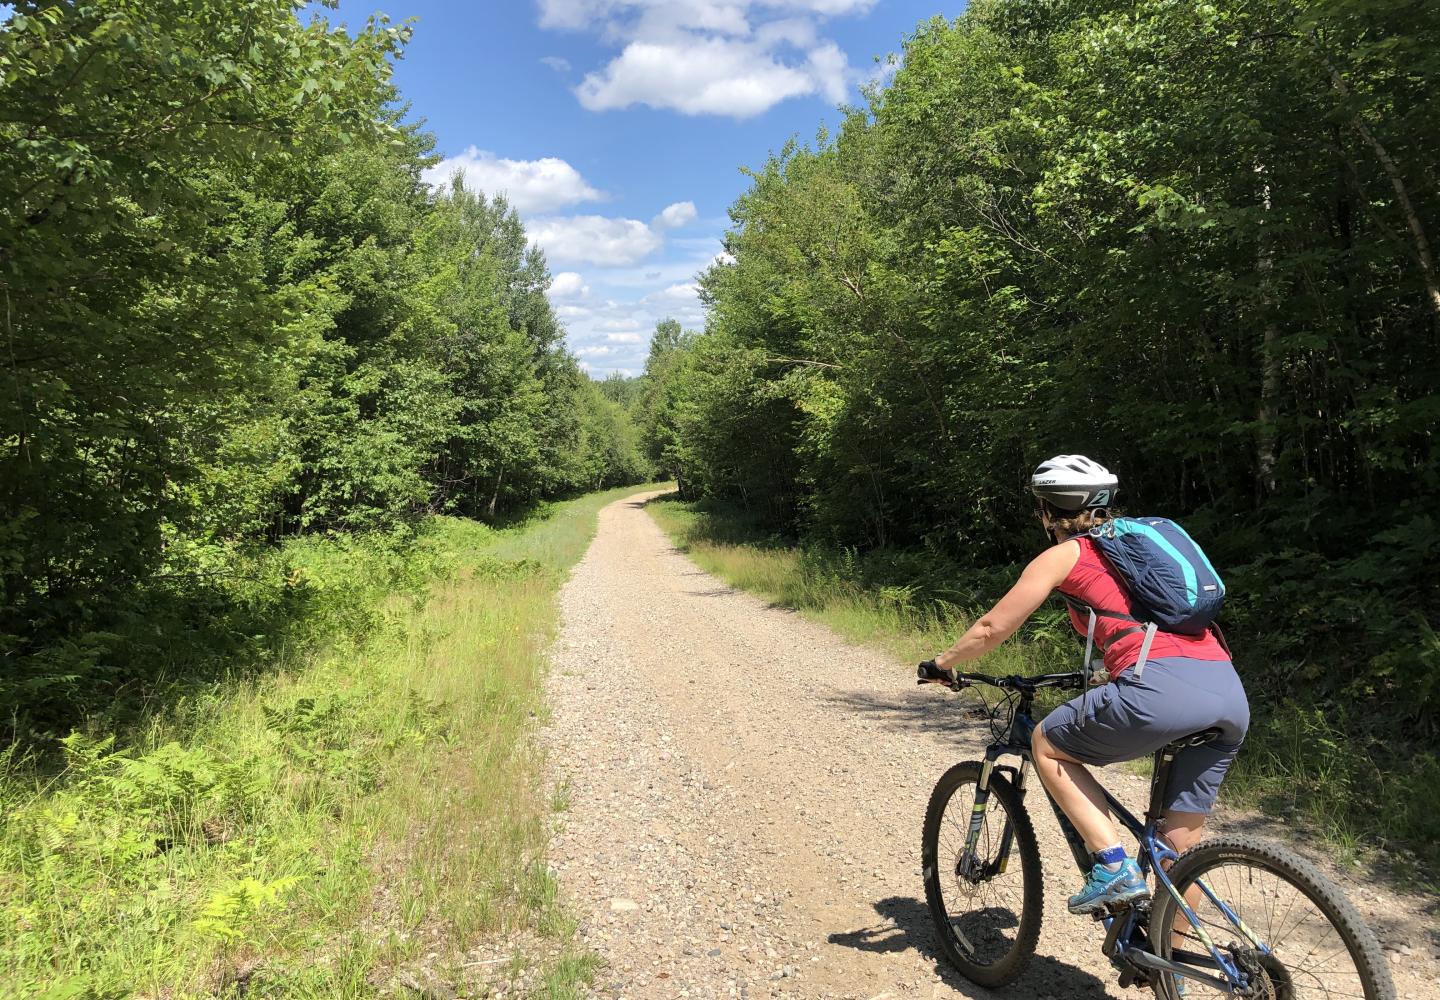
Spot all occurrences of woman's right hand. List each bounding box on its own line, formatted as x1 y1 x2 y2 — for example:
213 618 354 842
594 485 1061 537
917 659 956 685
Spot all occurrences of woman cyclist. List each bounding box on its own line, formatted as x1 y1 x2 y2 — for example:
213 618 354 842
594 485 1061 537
921 455 1249 915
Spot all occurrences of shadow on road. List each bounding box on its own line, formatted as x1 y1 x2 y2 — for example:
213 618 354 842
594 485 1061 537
829 895 1112 998
823 687 998 744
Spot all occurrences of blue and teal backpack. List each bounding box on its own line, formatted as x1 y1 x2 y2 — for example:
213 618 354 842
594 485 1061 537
1066 516 1227 677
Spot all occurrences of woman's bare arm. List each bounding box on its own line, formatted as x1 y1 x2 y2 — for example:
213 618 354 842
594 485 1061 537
934 541 1080 670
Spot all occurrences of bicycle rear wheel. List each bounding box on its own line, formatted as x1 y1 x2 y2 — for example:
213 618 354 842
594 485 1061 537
921 761 1042 987
1149 834 1395 1000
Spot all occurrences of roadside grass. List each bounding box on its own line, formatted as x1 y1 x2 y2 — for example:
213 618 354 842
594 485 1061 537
646 497 1440 881
1 484 654 998
646 498 1060 679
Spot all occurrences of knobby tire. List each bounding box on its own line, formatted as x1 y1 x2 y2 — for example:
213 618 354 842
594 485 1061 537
921 761 1042 987
1149 834 1395 1000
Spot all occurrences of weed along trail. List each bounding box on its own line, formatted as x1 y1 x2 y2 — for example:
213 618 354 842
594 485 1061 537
544 491 1440 1000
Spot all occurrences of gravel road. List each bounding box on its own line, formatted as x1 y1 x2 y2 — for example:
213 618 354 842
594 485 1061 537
543 491 1439 1000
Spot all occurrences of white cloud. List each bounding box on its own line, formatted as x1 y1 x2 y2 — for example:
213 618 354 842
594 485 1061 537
805 41 848 103
422 147 602 214
606 332 645 343
540 55 572 72
550 271 590 298
649 282 701 304
539 0 871 118
653 201 698 229
577 37 821 118
538 1 876 32
529 215 665 266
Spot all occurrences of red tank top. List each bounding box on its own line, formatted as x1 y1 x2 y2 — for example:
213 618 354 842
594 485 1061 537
1058 537 1229 679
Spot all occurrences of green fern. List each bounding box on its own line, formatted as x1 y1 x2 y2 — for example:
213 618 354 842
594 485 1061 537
192 875 306 943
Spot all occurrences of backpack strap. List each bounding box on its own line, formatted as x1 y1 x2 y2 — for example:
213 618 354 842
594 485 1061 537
1060 592 1143 628
1082 606 1098 676
1211 621 1232 659
1060 593 1151 673
1133 623 1160 679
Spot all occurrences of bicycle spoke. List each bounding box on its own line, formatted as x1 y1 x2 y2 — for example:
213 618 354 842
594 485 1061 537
933 779 1026 969
1165 857 1374 1000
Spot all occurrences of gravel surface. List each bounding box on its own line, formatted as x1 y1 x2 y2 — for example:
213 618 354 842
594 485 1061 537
544 491 1439 1000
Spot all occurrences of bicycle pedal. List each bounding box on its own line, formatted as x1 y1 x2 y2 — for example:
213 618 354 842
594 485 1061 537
1117 970 1150 990
1104 892 1150 916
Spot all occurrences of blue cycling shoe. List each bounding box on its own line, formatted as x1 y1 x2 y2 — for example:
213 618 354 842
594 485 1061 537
1068 858 1149 914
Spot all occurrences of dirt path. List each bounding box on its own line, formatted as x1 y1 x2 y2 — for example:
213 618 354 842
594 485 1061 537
544 491 1438 1000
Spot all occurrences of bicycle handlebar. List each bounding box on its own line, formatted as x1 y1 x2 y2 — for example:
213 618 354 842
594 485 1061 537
916 661 1086 693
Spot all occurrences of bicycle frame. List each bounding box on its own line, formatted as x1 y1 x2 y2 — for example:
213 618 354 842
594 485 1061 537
958 684 1259 995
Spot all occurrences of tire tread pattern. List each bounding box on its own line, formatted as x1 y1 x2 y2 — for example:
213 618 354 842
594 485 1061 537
1149 833 1395 1000
921 761 1043 988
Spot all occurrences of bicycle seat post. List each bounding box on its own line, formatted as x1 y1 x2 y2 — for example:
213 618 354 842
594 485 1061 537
1146 729 1226 831
1145 746 1175 830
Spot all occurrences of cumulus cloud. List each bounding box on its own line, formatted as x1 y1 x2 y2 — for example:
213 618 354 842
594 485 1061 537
540 55 572 72
529 215 665 266
533 203 704 270
538 0 871 118
550 241 720 374
550 271 590 298
578 38 818 117
422 147 602 214
538 1 876 32
653 201 698 230
649 282 702 304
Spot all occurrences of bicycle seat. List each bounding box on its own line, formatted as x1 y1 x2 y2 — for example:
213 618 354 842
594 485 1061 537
1165 727 1224 752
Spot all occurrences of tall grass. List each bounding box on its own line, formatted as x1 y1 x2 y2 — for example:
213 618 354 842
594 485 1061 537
646 499 1062 677
1 485 652 998
647 497 1440 881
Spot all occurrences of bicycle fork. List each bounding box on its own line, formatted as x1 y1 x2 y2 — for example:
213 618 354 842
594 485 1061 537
959 757 1026 880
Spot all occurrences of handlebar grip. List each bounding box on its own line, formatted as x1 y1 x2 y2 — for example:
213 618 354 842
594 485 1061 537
916 660 957 686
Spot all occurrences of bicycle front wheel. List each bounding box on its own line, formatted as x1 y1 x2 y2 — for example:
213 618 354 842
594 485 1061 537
1149 834 1395 1000
921 761 1042 987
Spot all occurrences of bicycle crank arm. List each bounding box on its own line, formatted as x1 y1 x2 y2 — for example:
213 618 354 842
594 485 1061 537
1123 951 1237 994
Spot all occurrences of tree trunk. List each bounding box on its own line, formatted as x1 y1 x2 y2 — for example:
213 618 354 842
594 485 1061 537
488 466 504 519
1254 163 1280 501
1320 49 1440 319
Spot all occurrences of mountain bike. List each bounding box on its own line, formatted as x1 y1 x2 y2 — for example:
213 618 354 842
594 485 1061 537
916 663 1395 999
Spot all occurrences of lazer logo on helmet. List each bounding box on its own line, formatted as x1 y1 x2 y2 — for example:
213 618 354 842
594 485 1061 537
1028 454 1118 512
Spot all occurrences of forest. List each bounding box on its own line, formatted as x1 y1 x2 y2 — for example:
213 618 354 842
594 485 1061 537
639 0 1440 847
1 1 648 737
4 0 1439 992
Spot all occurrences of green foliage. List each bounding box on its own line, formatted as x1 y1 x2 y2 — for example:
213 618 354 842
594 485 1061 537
662 0 1438 715
648 0 1440 863
0 2 648 734
1 492 645 994
193 875 307 943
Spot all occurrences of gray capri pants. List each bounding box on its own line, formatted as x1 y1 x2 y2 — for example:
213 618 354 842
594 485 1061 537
1040 656 1249 814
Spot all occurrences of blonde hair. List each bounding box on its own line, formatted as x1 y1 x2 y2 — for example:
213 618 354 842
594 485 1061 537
1043 504 1117 537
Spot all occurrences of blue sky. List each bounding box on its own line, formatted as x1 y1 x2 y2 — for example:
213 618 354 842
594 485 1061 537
323 2 962 375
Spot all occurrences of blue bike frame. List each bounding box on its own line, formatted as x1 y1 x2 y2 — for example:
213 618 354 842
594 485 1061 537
960 699 1267 995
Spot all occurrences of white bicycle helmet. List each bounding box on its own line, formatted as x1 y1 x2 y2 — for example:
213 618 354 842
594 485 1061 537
1030 454 1118 511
